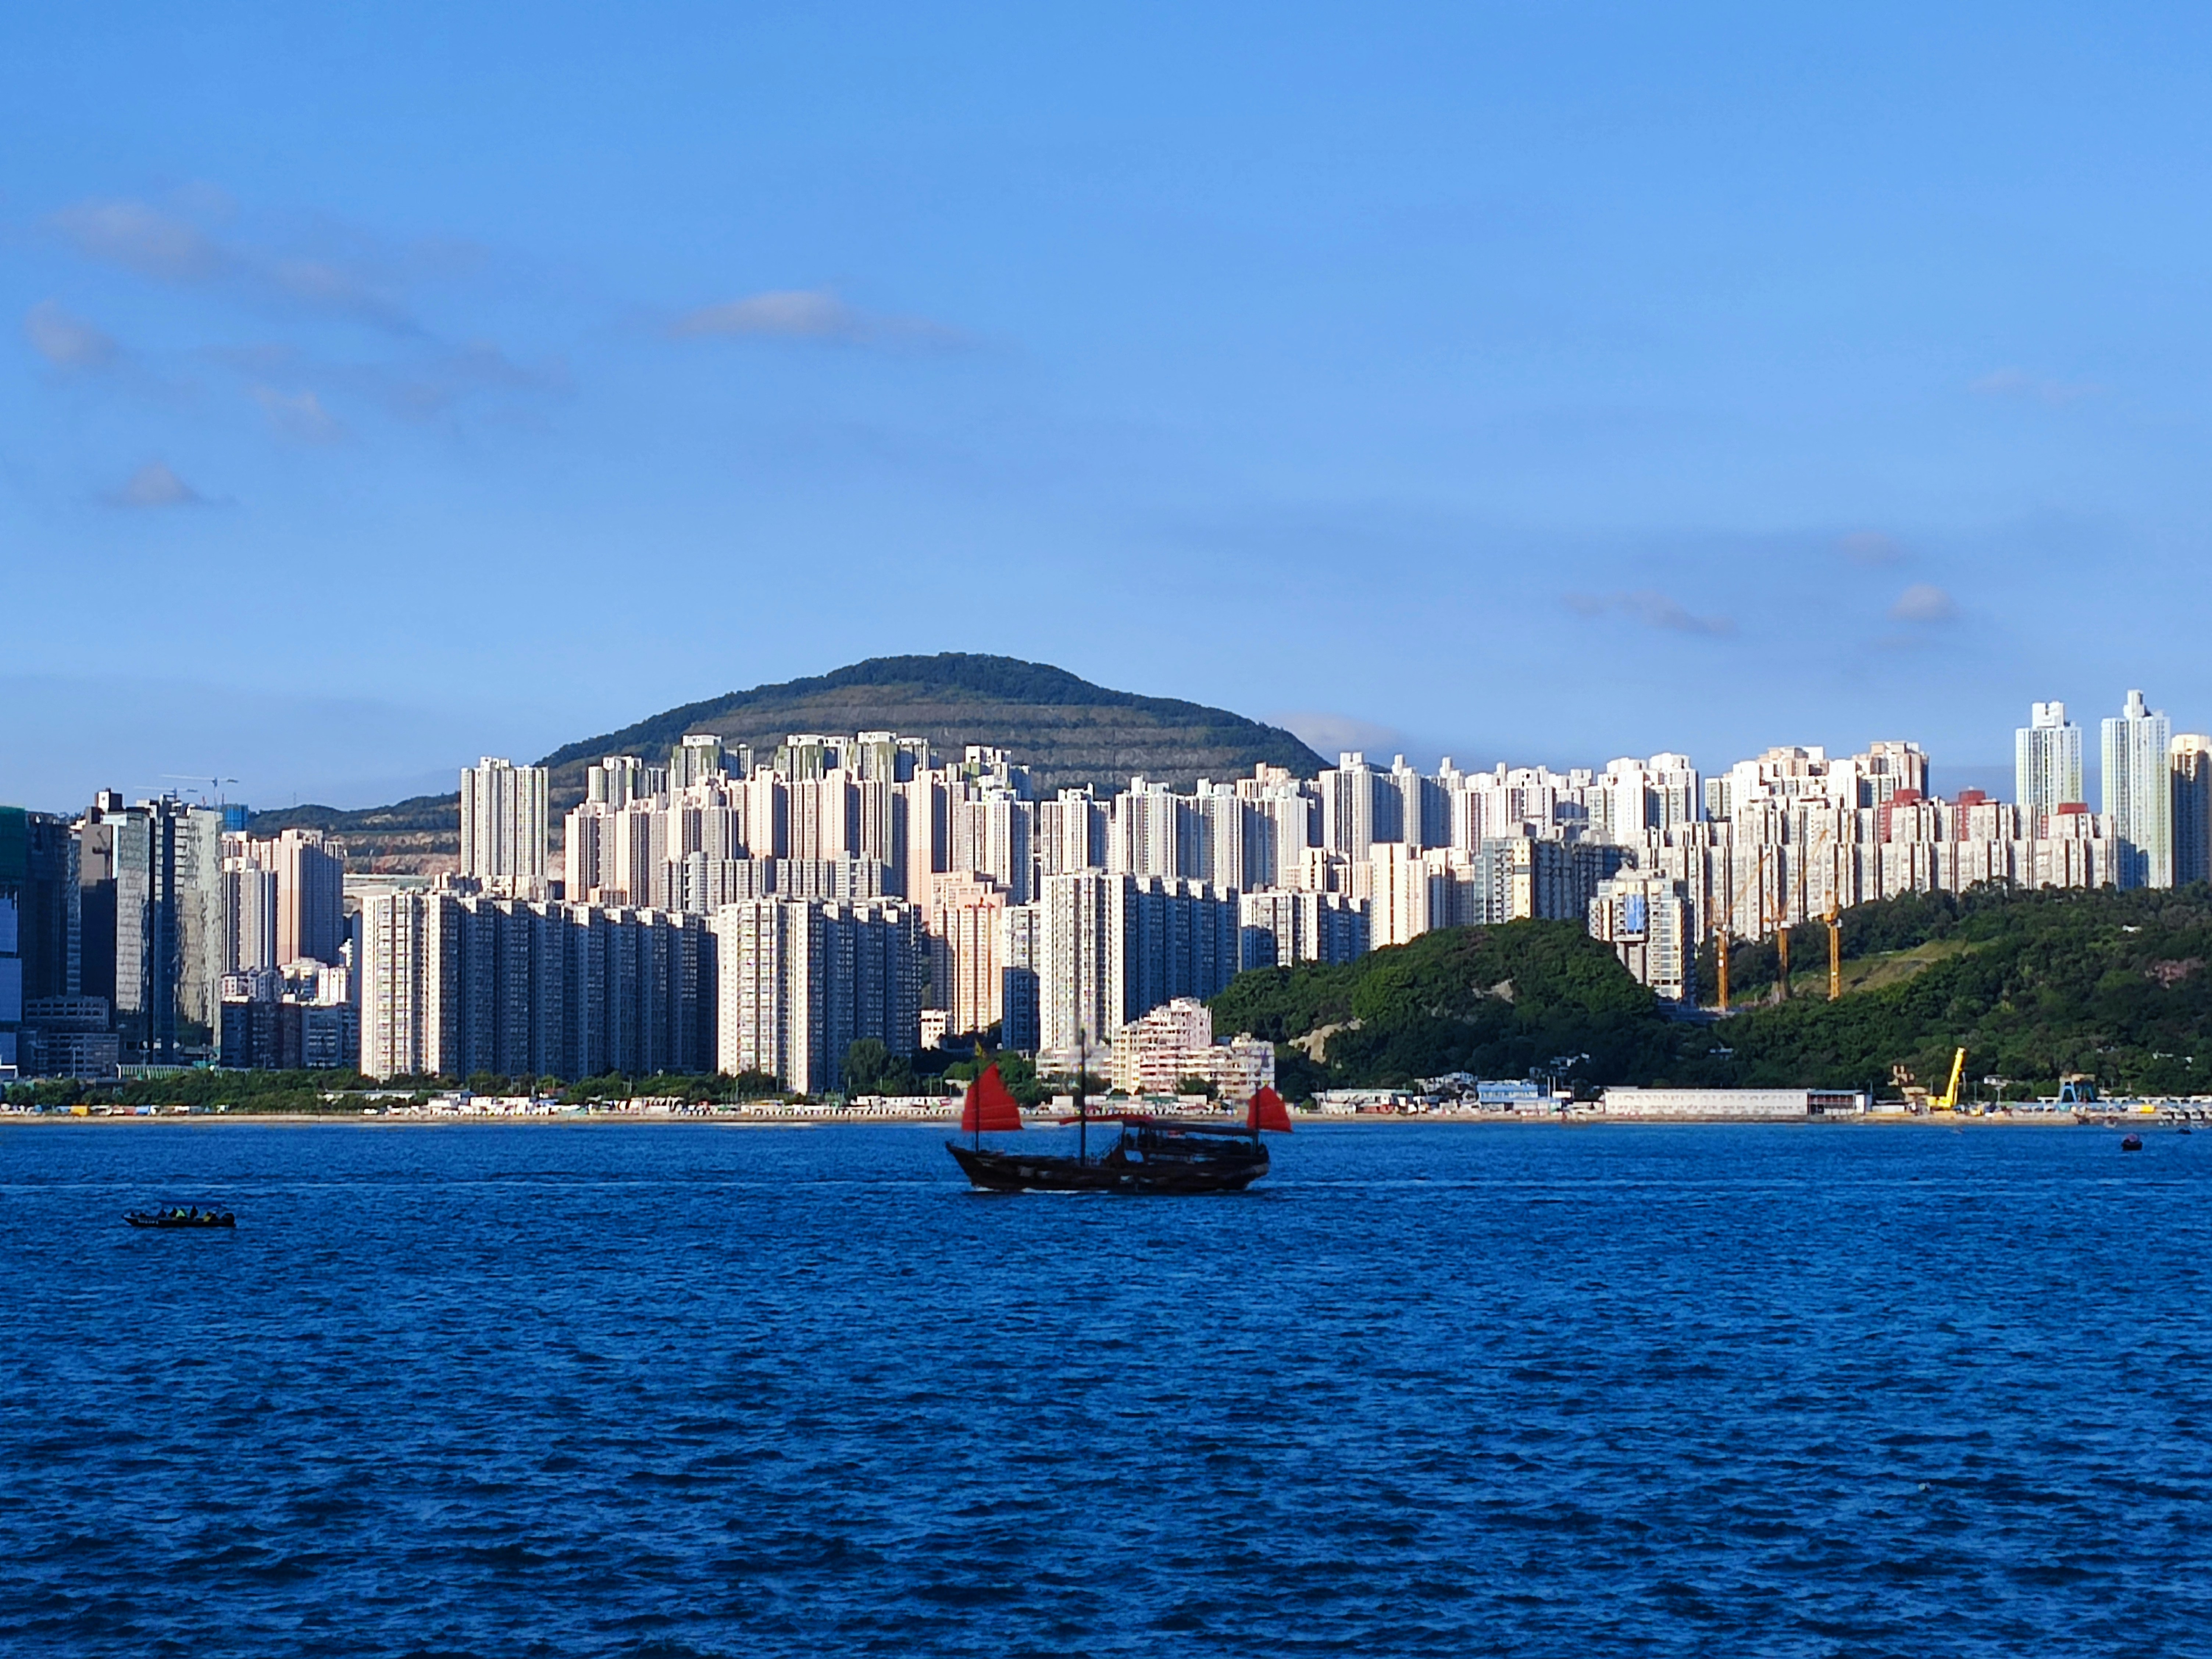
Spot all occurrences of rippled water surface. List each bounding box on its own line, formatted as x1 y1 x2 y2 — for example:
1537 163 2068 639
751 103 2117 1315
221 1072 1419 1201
2 1119 2207 1656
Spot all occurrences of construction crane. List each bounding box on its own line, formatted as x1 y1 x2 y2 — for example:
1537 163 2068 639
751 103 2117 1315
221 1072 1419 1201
1712 844 1771 1014
1825 898 1842 1001
162 773 239 809
1768 854 1793 1003
1940 1046 1967 1110
1892 1047 1967 1112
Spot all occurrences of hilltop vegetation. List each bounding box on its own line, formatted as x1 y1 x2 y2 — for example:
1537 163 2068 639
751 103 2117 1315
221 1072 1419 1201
253 653 1325 866
538 653 1325 799
1210 922 1708 1098
1211 885 2212 1100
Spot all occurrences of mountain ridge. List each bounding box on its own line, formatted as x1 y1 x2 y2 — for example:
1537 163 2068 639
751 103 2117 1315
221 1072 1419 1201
250 653 1330 870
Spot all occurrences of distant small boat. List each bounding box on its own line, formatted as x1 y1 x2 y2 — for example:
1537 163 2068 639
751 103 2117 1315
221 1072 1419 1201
124 1207 235 1229
2120 1134 2144 1153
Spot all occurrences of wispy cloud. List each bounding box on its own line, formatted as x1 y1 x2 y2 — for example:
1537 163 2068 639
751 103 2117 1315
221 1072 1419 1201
249 385 346 444
1971 367 2101 407
671 288 964 348
51 198 226 282
1888 582 1958 624
104 461 206 509
210 339 567 423
47 192 429 335
23 300 117 371
1837 530 1905 566
1563 589 1734 637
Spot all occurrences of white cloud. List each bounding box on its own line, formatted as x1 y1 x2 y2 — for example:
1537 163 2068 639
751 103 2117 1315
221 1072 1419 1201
23 300 117 370
48 193 420 333
51 199 225 282
1889 582 1958 623
1564 589 1734 637
249 384 345 444
1971 367 2101 407
1837 530 1904 566
672 288 963 347
106 462 206 509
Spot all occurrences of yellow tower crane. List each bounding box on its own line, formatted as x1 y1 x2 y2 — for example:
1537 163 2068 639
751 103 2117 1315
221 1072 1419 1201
1713 844 1773 1014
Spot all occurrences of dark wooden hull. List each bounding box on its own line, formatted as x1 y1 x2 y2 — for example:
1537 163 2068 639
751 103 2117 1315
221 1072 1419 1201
124 1213 235 1229
946 1141 1268 1195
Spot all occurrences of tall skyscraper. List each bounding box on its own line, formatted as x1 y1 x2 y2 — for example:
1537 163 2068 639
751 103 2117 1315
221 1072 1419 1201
2015 702 2084 835
2172 735 2212 887
460 759 550 891
99 798 225 1060
273 830 345 966
2103 690 2174 888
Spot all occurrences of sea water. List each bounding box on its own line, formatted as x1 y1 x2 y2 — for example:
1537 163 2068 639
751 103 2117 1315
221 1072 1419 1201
1 1120 2205 1656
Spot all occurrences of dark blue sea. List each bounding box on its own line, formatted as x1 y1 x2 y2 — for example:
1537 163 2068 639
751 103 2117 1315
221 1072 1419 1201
2 1120 2206 1657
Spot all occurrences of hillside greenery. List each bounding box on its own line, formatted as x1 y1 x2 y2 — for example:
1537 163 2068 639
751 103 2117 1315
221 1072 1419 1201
1209 885 2212 1100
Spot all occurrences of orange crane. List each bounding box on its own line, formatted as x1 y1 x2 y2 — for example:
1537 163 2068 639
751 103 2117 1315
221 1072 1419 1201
1825 897 1842 1000
1713 843 1777 1012
1769 850 1794 1003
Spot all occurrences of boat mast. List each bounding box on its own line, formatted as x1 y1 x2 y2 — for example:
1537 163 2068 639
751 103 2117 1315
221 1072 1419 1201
1074 888 1088 1164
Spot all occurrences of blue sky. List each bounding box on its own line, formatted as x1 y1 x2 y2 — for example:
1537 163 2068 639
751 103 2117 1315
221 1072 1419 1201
6 3 2212 811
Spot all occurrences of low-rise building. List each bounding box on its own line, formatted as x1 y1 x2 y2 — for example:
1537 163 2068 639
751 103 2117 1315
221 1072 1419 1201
1107 997 1273 1100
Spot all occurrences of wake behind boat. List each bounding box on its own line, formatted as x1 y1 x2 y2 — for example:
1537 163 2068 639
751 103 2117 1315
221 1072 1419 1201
124 1207 236 1229
945 1065 1290 1194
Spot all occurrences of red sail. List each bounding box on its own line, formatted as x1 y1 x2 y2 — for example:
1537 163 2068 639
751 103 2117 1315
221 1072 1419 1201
1247 1085 1293 1133
960 1064 1024 1132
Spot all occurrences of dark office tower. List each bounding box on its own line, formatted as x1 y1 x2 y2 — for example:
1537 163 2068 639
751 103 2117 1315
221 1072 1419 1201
77 804 119 1013
95 796 225 1062
0 808 78 1002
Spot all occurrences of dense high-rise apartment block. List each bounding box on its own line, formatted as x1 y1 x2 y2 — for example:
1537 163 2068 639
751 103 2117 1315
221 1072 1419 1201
1588 872 1693 1003
2016 701 2084 836
1237 889 1368 970
1035 871 1239 1056
459 758 550 892
360 892 716 1082
2103 690 2173 889
709 898 920 1094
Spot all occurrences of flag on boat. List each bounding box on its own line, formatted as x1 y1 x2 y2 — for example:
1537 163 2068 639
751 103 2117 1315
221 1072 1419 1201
1246 1085 1292 1132
960 1063 1024 1132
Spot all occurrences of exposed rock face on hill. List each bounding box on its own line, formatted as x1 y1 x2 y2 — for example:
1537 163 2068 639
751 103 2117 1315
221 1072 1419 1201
252 654 1327 869
540 654 1324 800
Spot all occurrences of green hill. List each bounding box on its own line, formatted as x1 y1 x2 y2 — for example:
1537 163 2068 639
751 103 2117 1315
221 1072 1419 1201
252 654 1326 868
537 653 1324 800
1212 885 2212 1101
1210 922 1707 1099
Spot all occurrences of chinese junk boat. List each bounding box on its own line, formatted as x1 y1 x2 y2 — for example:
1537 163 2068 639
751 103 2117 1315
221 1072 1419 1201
944 1064 1291 1195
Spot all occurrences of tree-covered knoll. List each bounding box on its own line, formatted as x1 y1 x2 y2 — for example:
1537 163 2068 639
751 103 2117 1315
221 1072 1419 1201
1210 922 1708 1098
1210 885 2212 1100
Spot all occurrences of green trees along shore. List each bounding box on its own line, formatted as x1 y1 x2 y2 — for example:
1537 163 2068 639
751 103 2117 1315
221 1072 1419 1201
1209 883 2212 1102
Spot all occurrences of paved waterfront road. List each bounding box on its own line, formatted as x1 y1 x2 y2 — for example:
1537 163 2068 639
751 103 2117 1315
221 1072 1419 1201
1 1121 2206 1656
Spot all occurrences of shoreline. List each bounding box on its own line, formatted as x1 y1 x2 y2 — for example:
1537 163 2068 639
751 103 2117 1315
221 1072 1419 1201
0 1107 2127 1128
